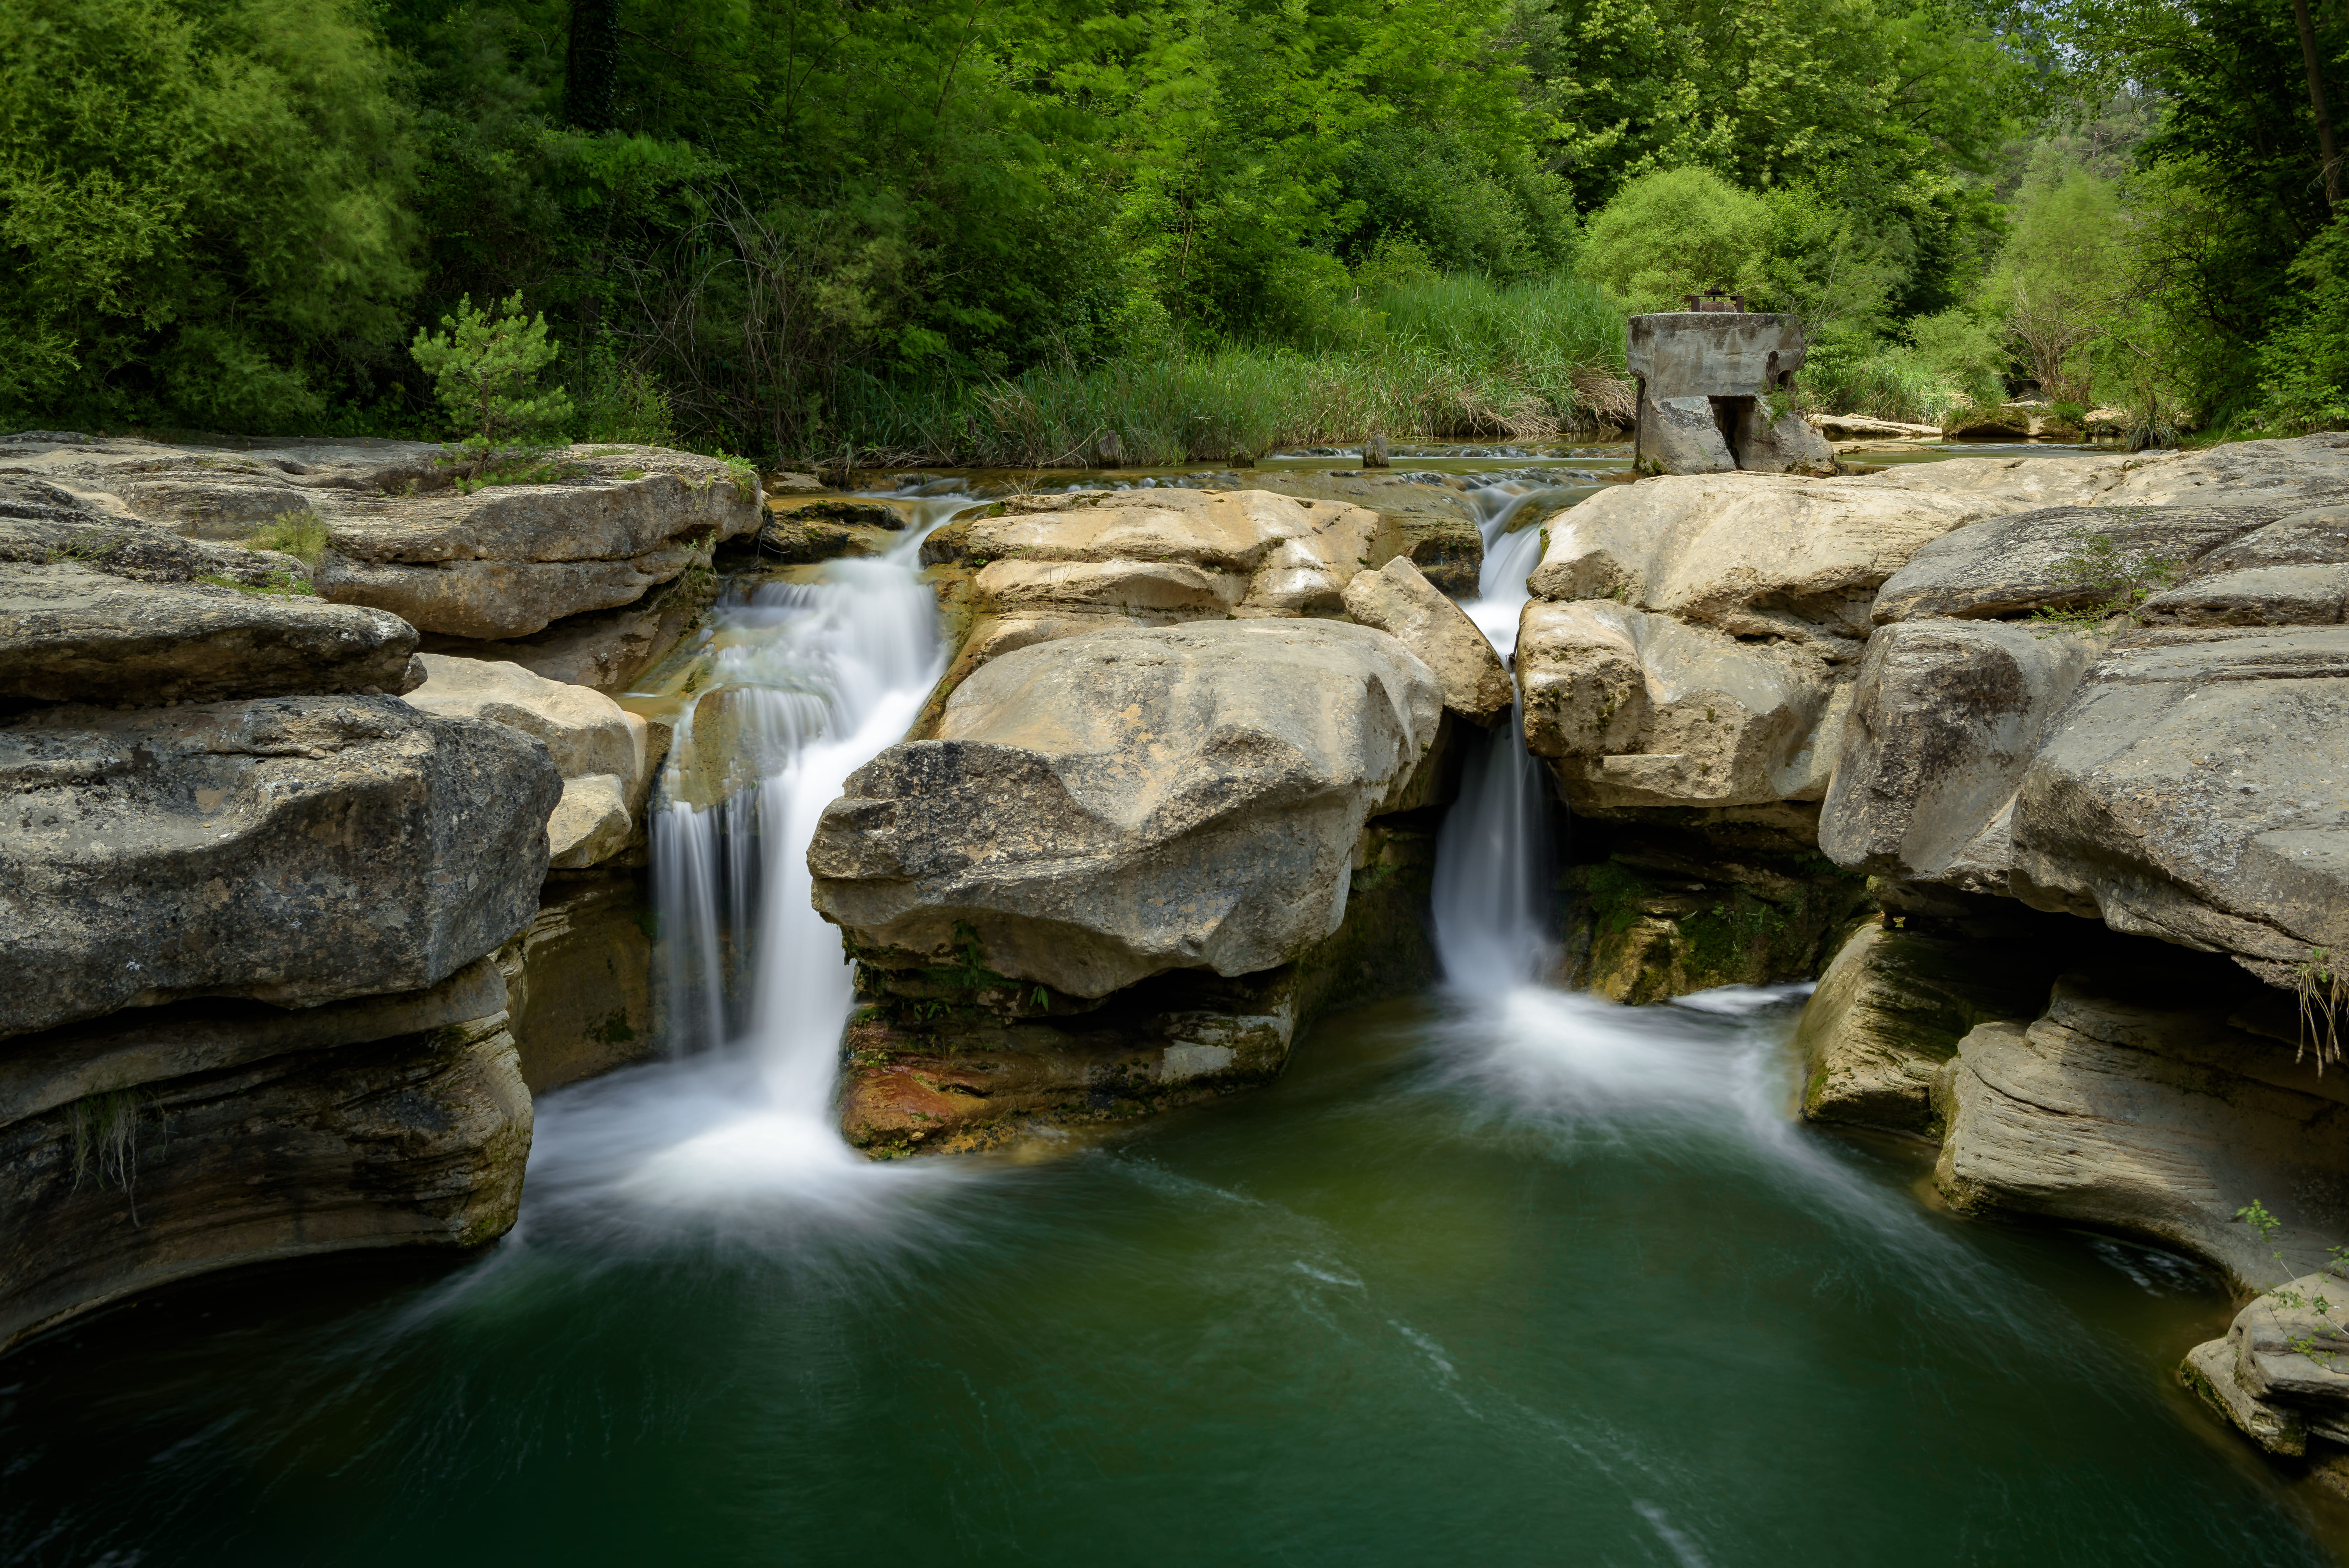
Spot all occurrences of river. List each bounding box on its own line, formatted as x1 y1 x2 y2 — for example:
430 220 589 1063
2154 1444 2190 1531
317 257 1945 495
4 440 2342 1565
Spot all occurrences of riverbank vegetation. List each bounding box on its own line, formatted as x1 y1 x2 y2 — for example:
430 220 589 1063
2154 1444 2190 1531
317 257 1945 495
1 0 2342 459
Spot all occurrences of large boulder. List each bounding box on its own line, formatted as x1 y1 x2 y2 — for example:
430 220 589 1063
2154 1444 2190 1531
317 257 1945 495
1526 472 2033 651
936 487 1382 623
1852 431 2349 513
1818 620 2096 891
1871 503 2308 624
2007 627 2349 982
0 960 529 1354
2182 1270 2349 1458
0 476 422 706
1 434 761 642
0 696 561 1038
1517 600 1848 810
1340 555 1513 726
402 653 651 869
809 620 1442 998
1933 967 2349 1287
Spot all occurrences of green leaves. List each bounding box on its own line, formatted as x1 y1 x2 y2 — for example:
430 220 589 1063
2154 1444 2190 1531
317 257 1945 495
408 292 576 464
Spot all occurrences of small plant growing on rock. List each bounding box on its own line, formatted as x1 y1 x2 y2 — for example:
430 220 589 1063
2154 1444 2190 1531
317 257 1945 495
409 292 576 481
69 1087 150 1221
2237 1198 2349 1364
2029 525 2182 635
242 508 329 565
2294 947 2346 1073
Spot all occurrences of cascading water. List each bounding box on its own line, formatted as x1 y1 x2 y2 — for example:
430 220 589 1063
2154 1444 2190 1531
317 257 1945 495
1429 478 1569 990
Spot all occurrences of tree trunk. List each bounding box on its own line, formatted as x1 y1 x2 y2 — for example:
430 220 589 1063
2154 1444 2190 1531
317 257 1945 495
565 0 620 134
2293 0 2342 209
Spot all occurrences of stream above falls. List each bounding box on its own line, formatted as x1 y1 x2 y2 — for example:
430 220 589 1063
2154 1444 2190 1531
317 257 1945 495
8 437 2340 1565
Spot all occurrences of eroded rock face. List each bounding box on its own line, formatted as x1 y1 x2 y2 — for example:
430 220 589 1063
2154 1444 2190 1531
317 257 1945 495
2007 627 2349 982
1340 556 1513 726
1796 918 2068 1133
1517 600 1848 811
809 620 1441 998
1527 472 2027 652
0 434 761 642
402 653 650 869
0 696 560 1038
2182 1271 2349 1459
1818 621 2096 891
0 969 530 1354
1933 968 2349 1288
0 478 423 707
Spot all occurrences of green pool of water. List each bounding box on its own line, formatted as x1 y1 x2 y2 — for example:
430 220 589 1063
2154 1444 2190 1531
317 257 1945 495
4 985 2339 1564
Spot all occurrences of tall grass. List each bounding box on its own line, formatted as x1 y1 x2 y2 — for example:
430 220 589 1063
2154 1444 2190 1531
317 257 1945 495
827 274 1633 467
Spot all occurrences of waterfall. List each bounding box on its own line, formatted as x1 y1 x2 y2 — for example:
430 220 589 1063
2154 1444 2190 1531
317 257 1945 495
630 495 970 1165
1430 479 1564 990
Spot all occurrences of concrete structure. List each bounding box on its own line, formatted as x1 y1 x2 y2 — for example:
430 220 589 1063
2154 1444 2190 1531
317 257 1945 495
1627 312 1836 476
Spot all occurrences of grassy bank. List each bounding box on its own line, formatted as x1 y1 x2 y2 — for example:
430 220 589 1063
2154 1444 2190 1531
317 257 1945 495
825 275 1634 467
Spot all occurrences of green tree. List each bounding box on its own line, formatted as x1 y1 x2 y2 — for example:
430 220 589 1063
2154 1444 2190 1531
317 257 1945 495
0 0 417 429
409 292 575 469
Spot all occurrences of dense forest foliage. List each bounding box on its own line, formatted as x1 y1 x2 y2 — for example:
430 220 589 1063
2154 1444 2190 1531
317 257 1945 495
0 0 2342 460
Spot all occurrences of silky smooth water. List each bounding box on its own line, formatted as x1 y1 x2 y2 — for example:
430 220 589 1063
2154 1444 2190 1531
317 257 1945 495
4 447 2338 1563
3 988 2336 1564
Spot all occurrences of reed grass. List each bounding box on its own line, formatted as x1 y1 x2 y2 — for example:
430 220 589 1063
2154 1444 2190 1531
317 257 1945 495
829 274 1633 467
1799 348 1968 426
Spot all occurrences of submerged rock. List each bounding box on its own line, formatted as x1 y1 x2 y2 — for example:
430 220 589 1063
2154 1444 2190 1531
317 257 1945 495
0 696 560 1039
810 619 1441 999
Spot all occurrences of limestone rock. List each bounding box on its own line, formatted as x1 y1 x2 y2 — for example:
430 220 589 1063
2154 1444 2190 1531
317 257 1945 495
1796 920 2062 1133
1637 396 1736 475
1850 432 2349 514
1934 969 2349 1287
0 973 529 1354
0 477 422 706
1517 600 1848 810
0 434 761 642
2006 627 2349 978
1809 414 1943 441
415 561 724 695
499 873 656 1094
2140 564 2349 626
0 696 561 1039
809 620 1442 999
1871 504 2298 624
1527 472 2028 649
949 488 1381 622
401 653 650 869
1341 556 1513 726
1818 620 2096 890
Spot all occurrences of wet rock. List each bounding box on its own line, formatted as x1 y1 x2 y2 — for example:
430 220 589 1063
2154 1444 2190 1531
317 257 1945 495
0 965 529 1354
1933 964 2349 1288
810 620 1441 999
1796 919 2066 1133
1517 600 1848 810
499 872 656 1094
1818 620 2096 891
1341 556 1513 727
2184 1269 2349 1460
838 821 1442 1155
2007 627 2349 982
401 653 649 869
1562 811 1870 1003
0 695 560 1039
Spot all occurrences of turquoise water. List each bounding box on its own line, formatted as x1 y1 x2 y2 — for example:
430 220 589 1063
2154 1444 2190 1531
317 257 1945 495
3 983 2336 1565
